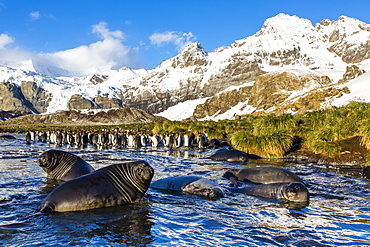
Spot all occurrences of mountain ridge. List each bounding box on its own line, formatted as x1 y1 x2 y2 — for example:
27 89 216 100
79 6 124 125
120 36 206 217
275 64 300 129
1 13 370 122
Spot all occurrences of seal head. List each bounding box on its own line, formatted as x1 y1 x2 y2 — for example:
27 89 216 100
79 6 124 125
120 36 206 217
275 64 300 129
38 150 95 181
282 182 309 202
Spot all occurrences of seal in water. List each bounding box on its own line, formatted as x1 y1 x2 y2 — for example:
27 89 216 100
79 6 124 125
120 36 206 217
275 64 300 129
36 160 154 212
151 176 224 198
209 149 248 162
229 182 309 202
363 166 370 179
38 150 95 181
208 138 222 148
223 167 302 184
0 134 16 140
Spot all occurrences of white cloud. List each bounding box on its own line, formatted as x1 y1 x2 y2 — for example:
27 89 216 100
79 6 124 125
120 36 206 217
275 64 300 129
149 31 197 51
29 11 41 20
0 33 14 49
34 22 141 77
0 23 142 77
0 35 33 69
91 21 125 40
37 38 131 76
29 11 55 21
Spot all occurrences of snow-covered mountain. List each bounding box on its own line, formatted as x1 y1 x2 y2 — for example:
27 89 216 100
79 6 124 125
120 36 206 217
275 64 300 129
1 13 370 121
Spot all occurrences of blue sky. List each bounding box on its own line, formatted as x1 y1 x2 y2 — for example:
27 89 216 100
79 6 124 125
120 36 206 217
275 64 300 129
1 0 370 76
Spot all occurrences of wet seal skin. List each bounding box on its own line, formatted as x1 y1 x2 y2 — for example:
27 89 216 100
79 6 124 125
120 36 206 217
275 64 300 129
229 182 309 202
36 160 154 212
151 176 224 198
209 149 249 162
38 149 95 181
363 166 370 179
223 167 302 184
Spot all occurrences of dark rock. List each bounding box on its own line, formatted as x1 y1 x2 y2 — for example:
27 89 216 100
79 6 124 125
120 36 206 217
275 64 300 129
0 110 20 121
20 81 52 113
338 65 366 84
90 74 108 84
0 82 35 114
321 136 368 157
86 108 166 123
68 94 98 110
0 81 51 114
94 95 123 109
1 108 166 125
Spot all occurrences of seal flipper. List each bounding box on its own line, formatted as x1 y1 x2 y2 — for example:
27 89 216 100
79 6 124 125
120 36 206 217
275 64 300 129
36 201 55 213
229 177 239 187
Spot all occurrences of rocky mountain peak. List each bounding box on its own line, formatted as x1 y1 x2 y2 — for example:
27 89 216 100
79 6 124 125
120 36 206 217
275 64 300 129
182 42 206 53
316 15 370 63
317 15 370 38
259 13 315 35
169 42 209 68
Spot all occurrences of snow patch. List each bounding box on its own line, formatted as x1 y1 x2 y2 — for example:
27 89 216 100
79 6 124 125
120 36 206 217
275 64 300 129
155 98 209 121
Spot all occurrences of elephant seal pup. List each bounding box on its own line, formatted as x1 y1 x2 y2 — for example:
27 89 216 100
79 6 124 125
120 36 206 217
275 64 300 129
209 149 248 162
36 160 154 213
230 182 309 202
38 150 95 181
151 176 224 198
223 167 302 184
363 166 370 179
0 134 16 140
208 138 222 148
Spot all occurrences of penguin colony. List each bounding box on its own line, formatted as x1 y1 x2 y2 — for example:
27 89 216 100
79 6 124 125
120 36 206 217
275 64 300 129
25 129 211 149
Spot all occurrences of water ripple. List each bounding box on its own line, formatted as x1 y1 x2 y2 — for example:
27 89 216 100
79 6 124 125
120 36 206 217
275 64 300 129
0 136 370 246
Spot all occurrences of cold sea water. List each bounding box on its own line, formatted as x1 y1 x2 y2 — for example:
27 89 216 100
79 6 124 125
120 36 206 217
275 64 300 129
0 133 370 246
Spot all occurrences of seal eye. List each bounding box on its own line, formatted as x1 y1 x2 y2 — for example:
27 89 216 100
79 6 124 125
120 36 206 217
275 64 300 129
286 184 300 195
135 167 144 177
292 186 299 192
134 163 153 181
287 187 295 194
38 155 46 166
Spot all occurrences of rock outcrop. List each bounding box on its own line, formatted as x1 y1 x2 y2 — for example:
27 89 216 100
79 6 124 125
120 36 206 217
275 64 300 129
0 110 20 121
248 70 333 110
318 16 370 63
0 81 51 114
193 86 253 119
94 95 123 109
338 65 366 84
2 108 166 125
68 94 123 110
20 81 52 113
193 70 337 118
68 94 98 110
0 82 31 114
90 74 108 84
